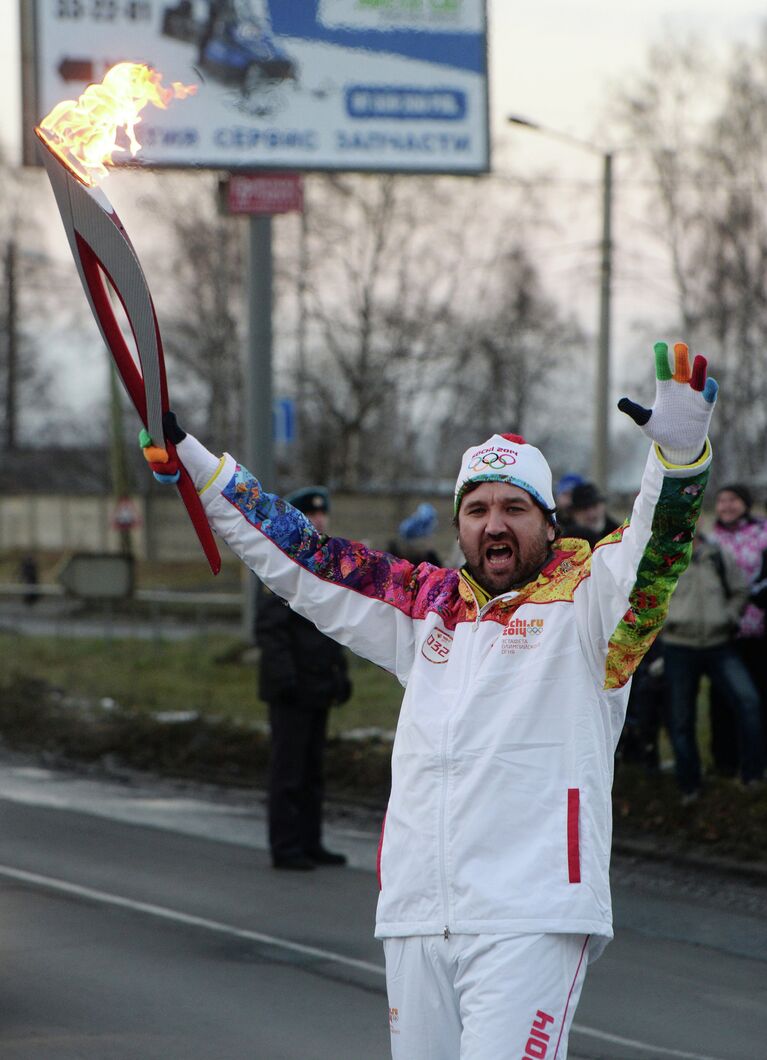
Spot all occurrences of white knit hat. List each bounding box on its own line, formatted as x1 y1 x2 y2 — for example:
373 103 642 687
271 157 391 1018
454 433 555 518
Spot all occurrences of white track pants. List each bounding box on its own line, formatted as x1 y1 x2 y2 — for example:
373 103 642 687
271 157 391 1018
383 932 589 1060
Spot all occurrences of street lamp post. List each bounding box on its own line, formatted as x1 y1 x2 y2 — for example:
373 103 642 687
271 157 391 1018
596 149 613 492
507 116 613 490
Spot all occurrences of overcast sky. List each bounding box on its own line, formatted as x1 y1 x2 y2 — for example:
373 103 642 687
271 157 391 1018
491 2 764 140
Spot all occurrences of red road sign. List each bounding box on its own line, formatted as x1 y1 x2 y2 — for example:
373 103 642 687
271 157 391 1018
222 173 304 216
111 497 141 531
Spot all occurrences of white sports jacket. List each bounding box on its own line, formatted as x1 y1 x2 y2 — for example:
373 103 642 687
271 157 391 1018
180 437 710 959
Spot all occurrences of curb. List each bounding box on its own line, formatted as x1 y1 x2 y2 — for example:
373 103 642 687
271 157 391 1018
612 834 767 883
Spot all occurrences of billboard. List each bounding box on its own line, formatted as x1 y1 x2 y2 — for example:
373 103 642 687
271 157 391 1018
23 0 489 175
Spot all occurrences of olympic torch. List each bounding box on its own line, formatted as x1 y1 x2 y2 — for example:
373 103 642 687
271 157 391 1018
35 63 221 575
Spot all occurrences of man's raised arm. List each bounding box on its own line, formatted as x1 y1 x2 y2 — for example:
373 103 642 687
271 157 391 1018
141 413 451 685
576 341 718 690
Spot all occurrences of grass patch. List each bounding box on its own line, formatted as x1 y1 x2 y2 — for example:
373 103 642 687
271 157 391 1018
614 761 767 862
0 633 255 721
334 654 402 736
0 633 402 734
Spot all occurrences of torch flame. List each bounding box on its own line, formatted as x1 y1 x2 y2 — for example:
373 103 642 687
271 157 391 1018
36 62 197 187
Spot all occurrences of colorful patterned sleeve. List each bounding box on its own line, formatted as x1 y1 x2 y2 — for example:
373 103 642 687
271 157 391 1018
603 469 708 690
222 464 457 618
173 439 458 681
570 441 711 693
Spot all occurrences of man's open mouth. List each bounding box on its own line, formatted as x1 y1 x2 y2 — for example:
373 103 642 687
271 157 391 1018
485 544 514 567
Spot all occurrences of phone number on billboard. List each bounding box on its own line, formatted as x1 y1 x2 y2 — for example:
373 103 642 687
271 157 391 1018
55 0 151 19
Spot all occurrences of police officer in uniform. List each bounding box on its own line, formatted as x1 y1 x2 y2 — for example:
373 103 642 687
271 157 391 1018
256 487 352 870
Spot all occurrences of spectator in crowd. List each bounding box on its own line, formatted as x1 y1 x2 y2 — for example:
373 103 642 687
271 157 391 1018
566 482 621 549
554 472 585 533
662 531 764 803
619 637 666 772
389 500 442 568
255 486 352 871
709 484 767 776
746 549 767 759
390 502 442 566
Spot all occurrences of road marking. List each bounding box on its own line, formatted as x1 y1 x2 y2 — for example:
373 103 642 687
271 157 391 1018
0 863 729 1060
570 1024 727 1060
0 864 384 978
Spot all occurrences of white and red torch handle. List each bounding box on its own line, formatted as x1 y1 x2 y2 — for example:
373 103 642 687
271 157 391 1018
36 131 221 575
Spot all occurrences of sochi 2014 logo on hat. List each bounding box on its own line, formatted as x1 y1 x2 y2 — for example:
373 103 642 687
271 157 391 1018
468 449 518 472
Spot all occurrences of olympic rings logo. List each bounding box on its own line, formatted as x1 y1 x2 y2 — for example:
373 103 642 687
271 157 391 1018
468 451 517 472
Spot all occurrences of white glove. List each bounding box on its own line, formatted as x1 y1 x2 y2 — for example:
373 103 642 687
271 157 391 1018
618 341 718 464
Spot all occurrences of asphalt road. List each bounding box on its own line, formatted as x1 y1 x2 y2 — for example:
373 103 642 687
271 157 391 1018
0 756 765 1060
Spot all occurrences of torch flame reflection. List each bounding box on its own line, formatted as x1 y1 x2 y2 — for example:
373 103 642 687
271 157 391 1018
36 62 197 187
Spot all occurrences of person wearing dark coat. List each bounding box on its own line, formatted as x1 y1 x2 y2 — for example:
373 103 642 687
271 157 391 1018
564 481 620 549
255 486 352 871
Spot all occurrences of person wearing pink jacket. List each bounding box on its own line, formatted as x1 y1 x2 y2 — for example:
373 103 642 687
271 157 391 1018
710 484 767 775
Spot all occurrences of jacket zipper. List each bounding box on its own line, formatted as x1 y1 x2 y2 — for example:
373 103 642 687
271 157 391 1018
438 600 487 940
438 709 453 938
437 583 516 939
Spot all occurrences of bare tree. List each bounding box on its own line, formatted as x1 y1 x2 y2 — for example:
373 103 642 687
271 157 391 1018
139 173 247 451
438 240 587 470
612 30 767 479
276 173 467 488
274 172 585 490
0 160 58 449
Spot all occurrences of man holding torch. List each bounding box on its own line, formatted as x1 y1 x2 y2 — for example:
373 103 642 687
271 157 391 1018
33 48 716 1060
143 342 717 1059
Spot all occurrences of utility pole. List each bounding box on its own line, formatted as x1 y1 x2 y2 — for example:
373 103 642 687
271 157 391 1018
593 152 613 491
242 214 274 642
4 240 18 451
296 196 309 459
218 172 303 640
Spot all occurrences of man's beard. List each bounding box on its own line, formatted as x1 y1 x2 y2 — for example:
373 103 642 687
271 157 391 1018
461 529 554 597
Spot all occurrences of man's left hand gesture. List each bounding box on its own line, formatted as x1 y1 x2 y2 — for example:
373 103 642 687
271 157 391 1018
618 341 718 465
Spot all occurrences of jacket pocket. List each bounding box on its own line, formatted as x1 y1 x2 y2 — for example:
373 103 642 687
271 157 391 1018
567 788 581 884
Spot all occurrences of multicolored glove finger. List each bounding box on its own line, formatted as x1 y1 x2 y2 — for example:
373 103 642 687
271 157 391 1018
617 339 718 465
617 397 651 426
691 356 718 403
672 342 691 383
139 426 180 483
654 341 673 381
